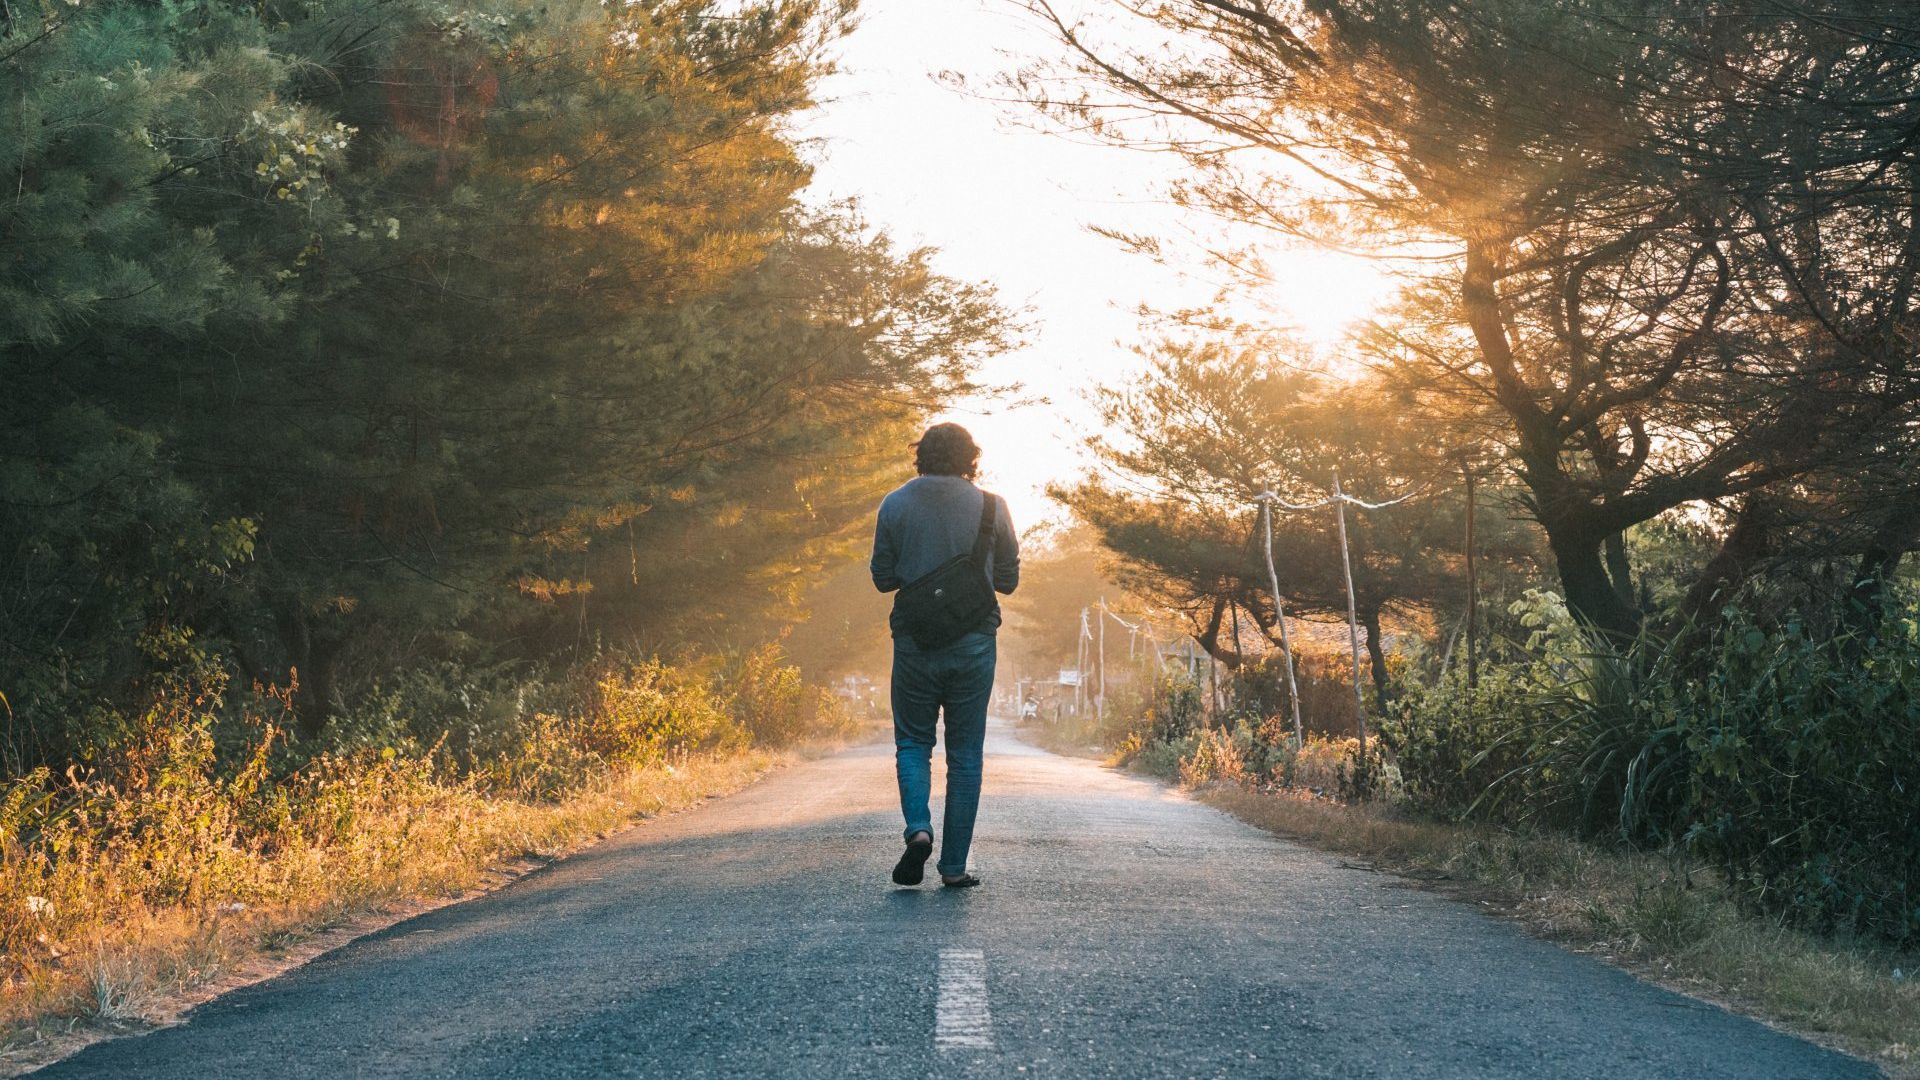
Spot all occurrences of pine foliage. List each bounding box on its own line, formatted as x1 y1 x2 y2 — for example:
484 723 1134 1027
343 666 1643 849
0 0 1008 767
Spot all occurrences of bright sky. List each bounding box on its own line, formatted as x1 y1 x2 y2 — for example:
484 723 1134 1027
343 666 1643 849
798 0 1395 530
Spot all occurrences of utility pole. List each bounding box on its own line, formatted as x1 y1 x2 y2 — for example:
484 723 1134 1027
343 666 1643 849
1332 468 1369 790
1097 597 1107 727
1259 496 1307 747
1074 608 1087 716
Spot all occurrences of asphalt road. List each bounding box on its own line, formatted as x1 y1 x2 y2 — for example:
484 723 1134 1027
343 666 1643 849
38 719 1871 1078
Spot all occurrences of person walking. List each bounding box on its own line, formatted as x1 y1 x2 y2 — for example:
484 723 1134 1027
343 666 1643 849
869 422 1019 888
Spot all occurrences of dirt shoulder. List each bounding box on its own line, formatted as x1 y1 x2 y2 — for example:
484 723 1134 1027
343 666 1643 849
1190 782 1915 1077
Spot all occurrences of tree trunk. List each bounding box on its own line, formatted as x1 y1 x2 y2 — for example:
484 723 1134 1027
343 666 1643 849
279 605 340 741
1840 498 1920 646
1193 594 1248 668
1360 607 1391 712
1603 531 1634 606
1549 529 1642 641
1679 495 1777 631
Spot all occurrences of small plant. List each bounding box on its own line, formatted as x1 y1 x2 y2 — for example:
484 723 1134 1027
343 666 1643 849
1177 727 1251 787
1621 883 1720 957
85 955 147 1023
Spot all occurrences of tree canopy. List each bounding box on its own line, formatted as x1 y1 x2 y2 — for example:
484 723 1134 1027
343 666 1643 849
1018 0 1920 644
1058 339 1537 703
1 0 1009 768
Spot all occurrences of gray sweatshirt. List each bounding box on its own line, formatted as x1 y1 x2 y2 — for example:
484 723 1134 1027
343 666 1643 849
870 475 1020 638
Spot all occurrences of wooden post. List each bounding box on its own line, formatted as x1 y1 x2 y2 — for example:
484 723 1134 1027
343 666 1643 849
1463 461 1480 691
1332 468 1370 790
1259 497 1307 747
1226 602 1243 726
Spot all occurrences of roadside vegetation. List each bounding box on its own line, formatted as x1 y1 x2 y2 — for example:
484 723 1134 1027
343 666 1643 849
0 0 988 1056
0 645 865 1055
1018 611 1920 1072
1001 0 1920 1070
1203 785 1920 1075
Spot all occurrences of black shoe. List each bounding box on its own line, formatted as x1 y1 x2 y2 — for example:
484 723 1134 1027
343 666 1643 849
891 834 934 886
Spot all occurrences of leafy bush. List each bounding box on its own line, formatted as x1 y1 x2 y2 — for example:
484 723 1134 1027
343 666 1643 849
1062 669 1204 766
1393 591 1920 945
480 709 606 803
1390 660 1693 841
1127 715 1375 804
1387 591 1693 841
1176 726 1252 787
723 644 856 749
587 658 746 762
1081 660 1382 800
1227 653 1361 739
0 671 487 996
1387 670 1533 821
1142 670 1207 745
1127 736 1186 778
1245 729 1363 794
1681 618 1920 944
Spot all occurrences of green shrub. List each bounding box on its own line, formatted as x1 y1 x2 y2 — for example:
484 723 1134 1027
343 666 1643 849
1070 668 1205 769
1249 730 1365 795
1394 593 1920 945
1681 617 1920 945
1388 669 1538 821
1103 661 1383 800
1 641 848 1024
1227 654 1360 739
480 710 603 802
1387 592 1692 842
1128 734 1188 778
1143 670 1206 745
592 658 748 761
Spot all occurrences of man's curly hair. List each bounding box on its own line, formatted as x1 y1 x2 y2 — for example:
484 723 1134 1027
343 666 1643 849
914 422 981 479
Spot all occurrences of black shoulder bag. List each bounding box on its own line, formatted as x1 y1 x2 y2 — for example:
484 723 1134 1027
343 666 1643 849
895 493 1000 649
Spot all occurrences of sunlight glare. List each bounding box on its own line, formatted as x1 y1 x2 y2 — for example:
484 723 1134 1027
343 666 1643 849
1262 247 1399 351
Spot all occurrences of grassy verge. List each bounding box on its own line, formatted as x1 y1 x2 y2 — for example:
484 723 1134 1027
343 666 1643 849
0 746 788 1067
2 644 874 1071
1194 783 1918 1075
1018 720 1111 761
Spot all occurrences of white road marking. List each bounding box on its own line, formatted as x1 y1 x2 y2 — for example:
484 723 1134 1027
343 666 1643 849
935 947 994 1050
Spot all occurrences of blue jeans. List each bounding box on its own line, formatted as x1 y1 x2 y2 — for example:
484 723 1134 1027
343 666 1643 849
891 631 995 878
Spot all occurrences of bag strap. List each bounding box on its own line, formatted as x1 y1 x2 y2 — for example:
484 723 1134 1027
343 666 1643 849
970 491 997 566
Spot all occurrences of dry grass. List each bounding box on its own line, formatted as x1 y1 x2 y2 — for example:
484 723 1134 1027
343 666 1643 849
1015 715 1124 761
1199 784 1920 1076
1 647 866 1069
0 749 781 1064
